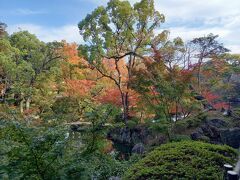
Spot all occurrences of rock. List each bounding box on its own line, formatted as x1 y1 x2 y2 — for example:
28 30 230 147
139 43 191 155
220 128 240 148
207 119 228 128
107 125 167 151
109 176 121 180
70 124 79 131
191 119 228 144
132 143 145 154
229 97 240 108
191 119 240 148
191 131 204 140
202 119 226 141
70 124 87 132
229 74 240 84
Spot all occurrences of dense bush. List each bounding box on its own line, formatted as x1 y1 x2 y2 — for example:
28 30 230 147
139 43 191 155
124 141 238 180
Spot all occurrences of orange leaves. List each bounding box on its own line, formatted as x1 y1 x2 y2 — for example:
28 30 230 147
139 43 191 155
202 91 228 110
61 41 90 80
97 88 122 106
102 58 128 82
97 88 139 108
62 41 83 65
213 102 228 110
65 79 95 98
202 91 219 102
60 42 99 99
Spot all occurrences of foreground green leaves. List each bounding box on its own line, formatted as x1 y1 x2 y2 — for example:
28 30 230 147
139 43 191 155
0 104 133 179
124 141 238 180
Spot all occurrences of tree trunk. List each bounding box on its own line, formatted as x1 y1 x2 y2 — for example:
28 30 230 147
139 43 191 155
197 65 201 92
197 57 203 93
175 102 178 122
20 99 24 114
26 97 31 111
125 92 129 121
121 92 129 123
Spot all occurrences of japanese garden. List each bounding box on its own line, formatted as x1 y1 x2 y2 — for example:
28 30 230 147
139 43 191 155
1 0 240 179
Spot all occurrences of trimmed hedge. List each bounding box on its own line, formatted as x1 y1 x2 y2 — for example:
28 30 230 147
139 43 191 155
124 141 238 180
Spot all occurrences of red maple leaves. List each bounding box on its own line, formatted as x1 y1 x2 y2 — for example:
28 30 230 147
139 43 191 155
202 91 228 110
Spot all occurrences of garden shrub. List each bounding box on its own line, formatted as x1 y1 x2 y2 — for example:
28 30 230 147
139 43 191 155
186 112 207 128
171 134 191 142
124 141 238 180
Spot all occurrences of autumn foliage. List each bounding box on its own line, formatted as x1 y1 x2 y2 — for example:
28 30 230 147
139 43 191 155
202 91 228 110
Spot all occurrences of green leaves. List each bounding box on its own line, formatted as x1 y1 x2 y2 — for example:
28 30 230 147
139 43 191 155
0 117 68 179
0 30 64 113
78 0 165 64
124 141 238 180
191 33 230 58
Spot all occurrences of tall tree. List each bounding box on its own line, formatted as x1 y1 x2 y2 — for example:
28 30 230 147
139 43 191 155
131 39 197 138
78 0 165 122
190 34 229 92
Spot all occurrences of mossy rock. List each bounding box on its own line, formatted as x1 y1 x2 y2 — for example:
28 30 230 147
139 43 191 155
124 141 238 180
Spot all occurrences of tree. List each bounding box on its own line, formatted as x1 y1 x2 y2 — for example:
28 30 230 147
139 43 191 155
78 0 165 122
0 37 20 103
7 31 63 113
0 22 7 38
190 34 229 92
130 36 199 138
131 59 196 139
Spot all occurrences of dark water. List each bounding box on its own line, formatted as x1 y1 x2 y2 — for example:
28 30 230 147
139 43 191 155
112 141 133 160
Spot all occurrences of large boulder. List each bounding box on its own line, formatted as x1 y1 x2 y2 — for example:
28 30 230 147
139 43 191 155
191 119 240 148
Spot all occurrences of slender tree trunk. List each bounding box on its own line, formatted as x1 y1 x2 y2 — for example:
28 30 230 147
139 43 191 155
125 92 129 121
26 97 31 111
197 57 203 93
197 65 201 92
120 92 129 123
175 102 178 122
20 99 24 114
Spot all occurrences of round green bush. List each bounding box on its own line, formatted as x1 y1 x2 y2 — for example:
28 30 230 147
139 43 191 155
124 141 238 180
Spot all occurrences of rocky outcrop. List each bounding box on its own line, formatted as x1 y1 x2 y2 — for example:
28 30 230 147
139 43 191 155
229 74 240 84
191 119 240 148
191 119 227 143
220 128 240 148
132 143 145 154
107 126 167 152
229 97 240 108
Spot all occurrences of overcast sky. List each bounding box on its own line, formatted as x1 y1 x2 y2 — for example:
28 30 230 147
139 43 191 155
1 0 240 53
